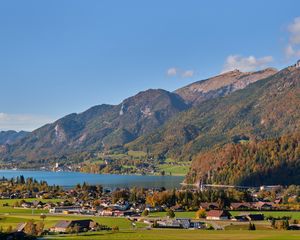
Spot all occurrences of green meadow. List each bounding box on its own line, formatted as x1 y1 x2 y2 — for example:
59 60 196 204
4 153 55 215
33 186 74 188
43 230 300 240
150 211 300 220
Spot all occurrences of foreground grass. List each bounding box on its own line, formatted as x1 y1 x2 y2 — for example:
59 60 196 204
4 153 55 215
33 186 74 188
0 213 300 239
0 214 146 230
44 230 300 240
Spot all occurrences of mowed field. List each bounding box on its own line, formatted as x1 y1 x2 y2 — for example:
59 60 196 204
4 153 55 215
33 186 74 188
0 214 147 230
149 211 300 219
43 230 300 240
1 199 300 240
0 198 61 214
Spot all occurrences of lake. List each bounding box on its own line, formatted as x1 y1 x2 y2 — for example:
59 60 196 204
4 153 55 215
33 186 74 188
0 170 184 189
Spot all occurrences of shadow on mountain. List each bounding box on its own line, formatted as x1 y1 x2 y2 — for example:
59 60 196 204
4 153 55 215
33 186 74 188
238 162 300 186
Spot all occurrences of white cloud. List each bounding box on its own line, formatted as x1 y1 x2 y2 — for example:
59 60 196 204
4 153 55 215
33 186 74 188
288 17 300 44
285 17 300 59
0 113 54 131
166 67 195 78
285 44 300 58
181 70 194 78
166 67 178 76
222 55 273 73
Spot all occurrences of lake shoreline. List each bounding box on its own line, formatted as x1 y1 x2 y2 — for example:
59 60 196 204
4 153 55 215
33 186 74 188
0 169 184 189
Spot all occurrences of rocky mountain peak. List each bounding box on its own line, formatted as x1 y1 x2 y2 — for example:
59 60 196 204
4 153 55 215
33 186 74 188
175 68 277 105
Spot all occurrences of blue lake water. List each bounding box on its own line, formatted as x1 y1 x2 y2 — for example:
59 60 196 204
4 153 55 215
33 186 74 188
0 170 184 189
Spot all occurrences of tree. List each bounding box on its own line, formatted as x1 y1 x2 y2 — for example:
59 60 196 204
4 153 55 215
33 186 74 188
195 209 206 219
40 213 47 222
248 222 256 230
166 209 175 218
6 225 13 233
36 222 44 236
24 221 37 236
271 218 276 229
112 225 119 232
283 219 289 230
142 209 149 217
13 200 20 207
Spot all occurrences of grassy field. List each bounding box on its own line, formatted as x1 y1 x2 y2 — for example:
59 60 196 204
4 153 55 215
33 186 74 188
0 214 147 230
158 164 190 176
0 198 62 205
0 198 63 214
150 211 300 220
43 230 300 240
127 151 147 158
0 212 300 239
230 211 300 219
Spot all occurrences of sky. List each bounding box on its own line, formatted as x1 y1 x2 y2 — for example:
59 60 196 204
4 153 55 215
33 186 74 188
1 0 300 131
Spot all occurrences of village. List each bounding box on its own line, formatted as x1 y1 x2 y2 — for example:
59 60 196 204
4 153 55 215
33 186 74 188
0 176 300 238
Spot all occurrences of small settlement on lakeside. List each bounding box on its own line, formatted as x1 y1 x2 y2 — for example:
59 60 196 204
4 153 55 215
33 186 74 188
0 176 300 238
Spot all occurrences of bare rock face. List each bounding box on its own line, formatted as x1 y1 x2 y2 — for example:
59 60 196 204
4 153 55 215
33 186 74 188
175 68 277 105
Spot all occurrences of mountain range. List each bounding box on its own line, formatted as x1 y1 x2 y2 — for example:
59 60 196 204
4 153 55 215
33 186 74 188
0 131 29 145
1 62 300 185
0 67 276 162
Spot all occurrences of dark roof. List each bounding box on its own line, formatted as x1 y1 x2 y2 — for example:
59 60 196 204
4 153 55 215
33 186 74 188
246 214 264 221
54 220 72 229
71 219 94 229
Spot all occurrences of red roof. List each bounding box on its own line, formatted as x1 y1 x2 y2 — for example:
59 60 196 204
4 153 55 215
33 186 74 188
206 210 231 218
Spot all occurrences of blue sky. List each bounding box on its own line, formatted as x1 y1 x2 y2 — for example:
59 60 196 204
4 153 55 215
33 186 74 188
1 0 300 131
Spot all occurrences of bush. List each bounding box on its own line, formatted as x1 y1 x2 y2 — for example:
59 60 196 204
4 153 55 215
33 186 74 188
142 209 149 217
166 209 175 218
112 225 119 232
248 223 256 230
195 209 206 219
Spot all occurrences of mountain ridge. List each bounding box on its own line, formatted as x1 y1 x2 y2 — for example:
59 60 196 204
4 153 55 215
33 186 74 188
127 64 300 162
0 66 293 168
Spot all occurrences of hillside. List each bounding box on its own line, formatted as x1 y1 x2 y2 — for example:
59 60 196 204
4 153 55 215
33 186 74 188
0 67 275 164
128 64 300 162
186 132 300 186
1 89 188 162
0 130 28 145
175 68 277 105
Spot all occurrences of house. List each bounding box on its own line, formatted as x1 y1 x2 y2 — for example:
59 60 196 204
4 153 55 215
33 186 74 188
274 199 282 205
156 219 181 228
51 220 71 233
253 201 274 210
21 202 33 208
155 218 205 229
289 224 300 230
206 210 231 220
32 200 44 208
190 221 206 229
15 222 27 232
49 206 81 214
230 202 252 210
51 219 95 233
245 214 264 221
231 215 248 222
199 202 219 210
171 205 185 212
176 218 191 229
98 208 114 216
